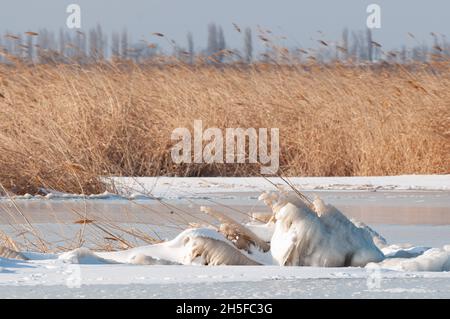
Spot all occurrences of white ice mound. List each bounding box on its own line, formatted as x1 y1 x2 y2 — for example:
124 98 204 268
263 192 385 267
381 244 431 258
63 228 260 266
368 245 450 272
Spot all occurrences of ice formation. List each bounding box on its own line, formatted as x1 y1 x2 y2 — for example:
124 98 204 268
368 245 450 272
55 191 386 267
3 190 449 272
59 228 260 266
260 191 384 267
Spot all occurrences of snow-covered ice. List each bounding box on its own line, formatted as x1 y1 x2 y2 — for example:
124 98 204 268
12 175 450 200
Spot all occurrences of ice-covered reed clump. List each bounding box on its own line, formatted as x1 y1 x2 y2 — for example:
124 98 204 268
59 228 260 266
258 191 385 267
54 190 385 267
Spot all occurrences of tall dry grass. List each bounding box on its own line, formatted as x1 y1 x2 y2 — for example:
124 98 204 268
0 62 449 194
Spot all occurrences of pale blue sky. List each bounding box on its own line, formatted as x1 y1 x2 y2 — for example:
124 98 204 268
1 0 448 51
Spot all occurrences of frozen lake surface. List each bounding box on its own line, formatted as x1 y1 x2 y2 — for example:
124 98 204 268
1 176 449 298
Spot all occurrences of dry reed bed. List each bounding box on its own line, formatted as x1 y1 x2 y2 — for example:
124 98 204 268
0 62 449 195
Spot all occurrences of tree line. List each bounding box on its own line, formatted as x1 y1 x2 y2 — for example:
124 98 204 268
0 23 448 65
